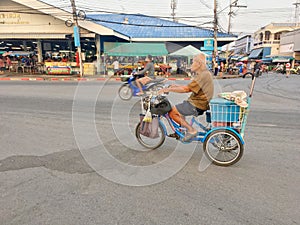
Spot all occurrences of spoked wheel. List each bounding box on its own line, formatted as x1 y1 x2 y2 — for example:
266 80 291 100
118 84 132 100
203 129 244 166
135 122 166 149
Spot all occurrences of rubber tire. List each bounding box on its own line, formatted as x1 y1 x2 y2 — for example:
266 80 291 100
135 122 166 149
118 84 132 100
203 129 244 166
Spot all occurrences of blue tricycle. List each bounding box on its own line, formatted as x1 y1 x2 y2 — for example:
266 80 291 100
135 72 257 166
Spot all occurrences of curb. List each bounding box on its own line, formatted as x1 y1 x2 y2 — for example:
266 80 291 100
0 77 193 82
0 75 240 82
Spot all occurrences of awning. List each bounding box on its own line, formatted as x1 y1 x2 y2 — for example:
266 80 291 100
272 57 293 63
238 56 248 61
106 43 168 56
229 55 241 61
248 48 263 59
262 58 272 63
104 42 125 53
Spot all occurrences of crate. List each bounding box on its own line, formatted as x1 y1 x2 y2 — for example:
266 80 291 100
209 98 240 123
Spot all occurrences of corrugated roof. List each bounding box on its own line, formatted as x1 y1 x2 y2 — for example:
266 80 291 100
87 13 235 39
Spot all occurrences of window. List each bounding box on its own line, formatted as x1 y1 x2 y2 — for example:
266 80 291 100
265 31 271 40
274 32 281 40
259 32 263 42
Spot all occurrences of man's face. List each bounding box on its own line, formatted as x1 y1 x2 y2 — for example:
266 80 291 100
191 57 202 72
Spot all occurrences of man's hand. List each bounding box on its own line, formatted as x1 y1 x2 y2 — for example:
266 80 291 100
158 88 168 95
168 84 180 88
158 84 190 95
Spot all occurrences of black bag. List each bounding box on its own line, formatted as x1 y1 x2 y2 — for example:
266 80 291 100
142 96 172 115
139 114 159 138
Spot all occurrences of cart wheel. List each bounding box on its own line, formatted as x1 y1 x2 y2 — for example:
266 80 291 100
203 129 244 166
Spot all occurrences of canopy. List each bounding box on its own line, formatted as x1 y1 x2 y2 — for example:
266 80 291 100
106 43 168 56
229 55 241 61
238 56 249 62
248 48 263 59
169 45 206 57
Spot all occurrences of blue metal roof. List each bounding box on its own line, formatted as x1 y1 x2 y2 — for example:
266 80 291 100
87 13 235 39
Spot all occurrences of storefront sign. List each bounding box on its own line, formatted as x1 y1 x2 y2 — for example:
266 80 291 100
74 26 81 47
46 66 72 75
0 13 29 24
203 39 214 51
280 44 294 53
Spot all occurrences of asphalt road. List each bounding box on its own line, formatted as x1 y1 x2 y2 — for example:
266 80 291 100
0 73 299 225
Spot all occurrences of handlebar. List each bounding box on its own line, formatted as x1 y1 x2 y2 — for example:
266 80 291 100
242 72 256 80
242 72 257 98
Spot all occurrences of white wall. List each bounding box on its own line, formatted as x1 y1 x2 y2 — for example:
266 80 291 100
0 0 73 36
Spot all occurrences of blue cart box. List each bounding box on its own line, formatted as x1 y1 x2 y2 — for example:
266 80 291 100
209 98 240 122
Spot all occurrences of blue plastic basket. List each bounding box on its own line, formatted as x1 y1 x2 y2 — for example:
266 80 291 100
209 98 240 122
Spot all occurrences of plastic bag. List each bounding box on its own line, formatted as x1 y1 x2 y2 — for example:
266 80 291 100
139 114 159 139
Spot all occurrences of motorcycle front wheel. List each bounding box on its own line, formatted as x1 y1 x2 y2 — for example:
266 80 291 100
118 84 132 100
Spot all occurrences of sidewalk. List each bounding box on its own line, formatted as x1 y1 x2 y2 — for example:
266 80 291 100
0 71 241 81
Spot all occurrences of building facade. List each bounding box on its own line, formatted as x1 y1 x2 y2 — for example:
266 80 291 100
280 28 300 65
0 0 236 74
234 34 252 55
249 23 300 61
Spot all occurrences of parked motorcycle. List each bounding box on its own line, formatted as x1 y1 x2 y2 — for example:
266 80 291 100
118 75 166 100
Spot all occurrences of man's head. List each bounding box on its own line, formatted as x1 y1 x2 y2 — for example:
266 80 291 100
191 53 207 72
145 55 152 62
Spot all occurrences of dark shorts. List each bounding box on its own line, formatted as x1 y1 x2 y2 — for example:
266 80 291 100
175 101 205 117
134 74 145 79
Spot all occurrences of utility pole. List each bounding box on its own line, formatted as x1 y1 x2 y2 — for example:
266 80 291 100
227 0 247 34
70 0 83 77
212 0 218 68
294 0 300 25
225 0 247 65
171 0 178 22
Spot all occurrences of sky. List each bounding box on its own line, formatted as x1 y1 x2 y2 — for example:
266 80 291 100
47 0 298 35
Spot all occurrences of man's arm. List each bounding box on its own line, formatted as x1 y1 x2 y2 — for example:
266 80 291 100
160 84 191 94
137 63 151 75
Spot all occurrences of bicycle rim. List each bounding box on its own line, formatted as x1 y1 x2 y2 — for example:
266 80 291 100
135 122 165 149
203 129 244 166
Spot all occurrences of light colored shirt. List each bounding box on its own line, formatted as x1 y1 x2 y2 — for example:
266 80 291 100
112 60 119 70
187 69 214 110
